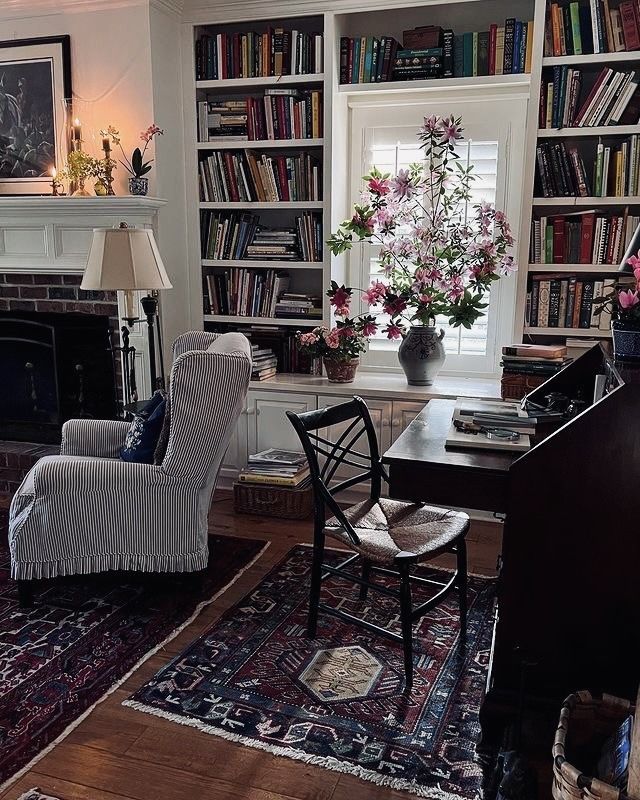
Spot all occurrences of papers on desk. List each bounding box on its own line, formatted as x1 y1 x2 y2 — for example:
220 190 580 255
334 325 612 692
445 399 533 454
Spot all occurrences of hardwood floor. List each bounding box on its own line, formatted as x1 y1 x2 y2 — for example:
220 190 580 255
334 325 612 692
1 494 502 800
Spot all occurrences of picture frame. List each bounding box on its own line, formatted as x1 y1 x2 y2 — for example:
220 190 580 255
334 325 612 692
0 35 72 195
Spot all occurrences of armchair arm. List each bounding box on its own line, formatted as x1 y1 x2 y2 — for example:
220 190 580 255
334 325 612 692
33 454 163 496
60 419 130 458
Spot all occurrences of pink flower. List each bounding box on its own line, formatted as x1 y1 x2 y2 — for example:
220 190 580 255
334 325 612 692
323 328 340 348
420 115 440 134
337 325 354 338
498 255 517 276
362 280 387 305
634 267 640 283
384 323 404 340
297 332 318 346
335 305 350 316
140 124 164 143
362 321 378 337
329 286 351 310
619 289 640 309
352 212 374 232
627 253 640 271
438 115 464 144
383 297 407 316
368 177 390 195
418 294 435 304
389 169 416 200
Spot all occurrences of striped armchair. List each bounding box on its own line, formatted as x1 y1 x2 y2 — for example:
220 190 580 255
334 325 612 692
9 331 252 601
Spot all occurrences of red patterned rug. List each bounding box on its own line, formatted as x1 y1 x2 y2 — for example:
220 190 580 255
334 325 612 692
0 506 267 787
126 545 496 799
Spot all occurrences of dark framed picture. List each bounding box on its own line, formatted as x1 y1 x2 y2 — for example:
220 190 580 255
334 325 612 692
0 35 71 195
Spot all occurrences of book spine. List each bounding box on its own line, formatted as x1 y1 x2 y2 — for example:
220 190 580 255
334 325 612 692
566 277 577 326
548 279 562 326
579 280 595 327
443 29 454 77
504 19 515 73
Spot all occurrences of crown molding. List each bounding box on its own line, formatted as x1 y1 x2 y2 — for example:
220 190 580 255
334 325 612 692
0 0 154 19
150 0 184 17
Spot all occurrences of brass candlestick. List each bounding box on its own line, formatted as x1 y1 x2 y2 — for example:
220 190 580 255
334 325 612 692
50 170 62 196
102 139 115 196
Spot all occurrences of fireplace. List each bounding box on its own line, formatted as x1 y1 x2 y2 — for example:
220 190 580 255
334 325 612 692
0 311 117 443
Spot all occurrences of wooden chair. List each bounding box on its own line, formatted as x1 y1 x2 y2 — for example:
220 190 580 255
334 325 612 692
287 396 470 689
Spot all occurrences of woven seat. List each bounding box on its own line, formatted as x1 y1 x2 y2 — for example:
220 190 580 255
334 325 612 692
325 498 469 565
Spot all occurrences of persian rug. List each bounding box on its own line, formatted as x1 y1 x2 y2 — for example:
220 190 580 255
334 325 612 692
126 545 496 799
0 506 267 788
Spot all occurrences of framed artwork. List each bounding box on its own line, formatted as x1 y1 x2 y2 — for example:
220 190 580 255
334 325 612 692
0 35 71 195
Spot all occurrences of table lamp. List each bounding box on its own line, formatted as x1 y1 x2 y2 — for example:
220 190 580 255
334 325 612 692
82 222 173 394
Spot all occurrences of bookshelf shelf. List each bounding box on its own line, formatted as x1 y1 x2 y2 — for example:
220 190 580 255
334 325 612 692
527 263 622 273
542 52 640 67
337 73 530 95
533 196 640 206
196 74 325 90
199 201 324 210
202 259 323 269
524 326 613 338
537 126 640 138
196 139 323 150
204 314 321 326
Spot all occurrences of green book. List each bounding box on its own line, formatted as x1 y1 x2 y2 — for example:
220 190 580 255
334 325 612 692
363 37 374 82
569 2 583 55
463 32 473 77
545 225 553 263
472 31 479 77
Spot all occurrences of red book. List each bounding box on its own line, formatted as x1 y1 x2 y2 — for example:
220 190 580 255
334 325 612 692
552 216 566 263
620 1 640 50
579 212 596 263
232 32 241 79
574 69 610 126
275 155 289 200
489 24 498 75
223 152 239 201
221 35 228 80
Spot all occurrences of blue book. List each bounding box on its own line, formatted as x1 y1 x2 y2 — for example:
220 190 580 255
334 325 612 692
364 37 373 82
453 34 464 77
512 20 522 74
352 38 361 83
462 32 473 77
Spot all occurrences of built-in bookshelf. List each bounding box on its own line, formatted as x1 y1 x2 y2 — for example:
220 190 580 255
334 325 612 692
515 0 640 345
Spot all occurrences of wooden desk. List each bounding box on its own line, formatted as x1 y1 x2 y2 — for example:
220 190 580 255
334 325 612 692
383 398 517 514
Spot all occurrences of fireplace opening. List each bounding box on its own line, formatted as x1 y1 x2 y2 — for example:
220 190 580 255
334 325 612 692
0 311 118 444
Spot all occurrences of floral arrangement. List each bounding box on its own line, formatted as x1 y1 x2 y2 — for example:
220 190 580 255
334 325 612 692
101 123 164 177
593 254 640 326
60 149 100 184
324 114 517 340
297 322 368 362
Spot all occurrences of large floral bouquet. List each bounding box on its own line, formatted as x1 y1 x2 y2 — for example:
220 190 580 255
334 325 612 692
325 114 517 339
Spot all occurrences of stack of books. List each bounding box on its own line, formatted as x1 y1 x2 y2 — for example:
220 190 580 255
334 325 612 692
200 210 259 259
251 344 278 381
195 29 323 80
529 211 640 265
446 399 534 453
197 99 248 143
527 276 615 329
238 449 310 487
198 150 322 203
205 268 290 317
275 292 323 319
501 344 572 377
535 135 640 197
245 226 300 261
242 326 322 373
540 67 640 129
544 1 640 56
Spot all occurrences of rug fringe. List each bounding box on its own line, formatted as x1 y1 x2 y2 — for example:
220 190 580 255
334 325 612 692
122 698 471 800
0 541 271 794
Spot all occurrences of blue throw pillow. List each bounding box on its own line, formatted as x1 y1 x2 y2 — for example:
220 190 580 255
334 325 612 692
120 391 167 464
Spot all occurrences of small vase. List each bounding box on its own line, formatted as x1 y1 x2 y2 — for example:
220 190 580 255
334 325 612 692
612 319 640 361
94 180 107 196
323 357 359 383
71 176 91 197
398 325 446 385
129 176 149 196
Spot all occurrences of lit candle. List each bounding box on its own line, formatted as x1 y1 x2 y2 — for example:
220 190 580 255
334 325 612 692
51 167 57 178
73 118 82 141
102 136 111 152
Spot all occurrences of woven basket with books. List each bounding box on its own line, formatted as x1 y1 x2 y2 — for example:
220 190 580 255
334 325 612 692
553 690 640 800
234 448 312 519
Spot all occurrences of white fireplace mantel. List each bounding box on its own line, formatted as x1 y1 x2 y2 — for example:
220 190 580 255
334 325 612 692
0 196 167 275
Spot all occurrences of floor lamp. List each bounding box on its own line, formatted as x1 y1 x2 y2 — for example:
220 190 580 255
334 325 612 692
82 223 173 398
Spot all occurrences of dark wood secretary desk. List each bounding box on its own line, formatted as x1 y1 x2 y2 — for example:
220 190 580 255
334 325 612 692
382 343 640 745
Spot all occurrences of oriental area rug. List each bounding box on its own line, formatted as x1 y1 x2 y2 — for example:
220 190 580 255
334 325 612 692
126 544 497 799
0 507 267 787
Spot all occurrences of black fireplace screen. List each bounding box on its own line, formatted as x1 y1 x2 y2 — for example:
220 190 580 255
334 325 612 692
0 312 117 443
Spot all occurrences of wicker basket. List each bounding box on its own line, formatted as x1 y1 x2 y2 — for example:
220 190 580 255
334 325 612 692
233 480 313 519
501 371 549 400
552 690 639 800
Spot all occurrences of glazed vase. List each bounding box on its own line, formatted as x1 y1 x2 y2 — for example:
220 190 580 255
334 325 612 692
129 176 149 196
612 320 640 361
323 357 359 383
397 325 446 385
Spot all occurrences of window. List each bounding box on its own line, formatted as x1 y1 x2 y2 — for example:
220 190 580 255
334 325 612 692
348 92 527 377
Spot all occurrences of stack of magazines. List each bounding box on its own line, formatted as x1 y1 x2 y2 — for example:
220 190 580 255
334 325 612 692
238 449 310 487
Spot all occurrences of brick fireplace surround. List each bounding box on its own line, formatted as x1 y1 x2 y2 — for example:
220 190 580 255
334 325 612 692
0 272 119 495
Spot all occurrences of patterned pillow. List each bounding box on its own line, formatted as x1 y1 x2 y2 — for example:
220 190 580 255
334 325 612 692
120 391 166 464
153 393 171 466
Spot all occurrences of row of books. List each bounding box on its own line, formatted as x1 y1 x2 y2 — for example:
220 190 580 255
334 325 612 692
238 449 311 487
250 344 278 381
198 150 322 203
195 29 323 81
244 327 322 374
274 291 323 319
199 211 323 262
338 20 533 84
205 268 291 318
529 211 640 264
196 90 322 143
535 136 640 197
526 275 615 329
544 0 640 56
540 67 640 129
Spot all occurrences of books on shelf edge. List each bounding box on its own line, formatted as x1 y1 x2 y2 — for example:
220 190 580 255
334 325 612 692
238 469 311 487
503 343 568 358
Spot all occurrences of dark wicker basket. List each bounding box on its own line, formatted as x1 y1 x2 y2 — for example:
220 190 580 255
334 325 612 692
233 480 313 519
501 371 549 400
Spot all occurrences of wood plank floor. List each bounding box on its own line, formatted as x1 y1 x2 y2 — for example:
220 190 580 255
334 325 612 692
1 495 502 800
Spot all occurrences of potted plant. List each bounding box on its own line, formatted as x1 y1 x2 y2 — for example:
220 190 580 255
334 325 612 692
61 150 99 196
327 114 517 385
296 313 372 382
593 259 640 360
101 123 164 196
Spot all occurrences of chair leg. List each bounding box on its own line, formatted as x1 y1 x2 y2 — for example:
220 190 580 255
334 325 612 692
307 531 325 639
17 580 34 609
359 559 370 600
456 538 468 639
399 564 414 689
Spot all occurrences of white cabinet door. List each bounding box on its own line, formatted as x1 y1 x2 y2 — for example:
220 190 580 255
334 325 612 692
246 391 317 456
391 401 425 444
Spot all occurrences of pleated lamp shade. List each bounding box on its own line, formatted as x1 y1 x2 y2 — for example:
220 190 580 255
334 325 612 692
82 226 173 291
